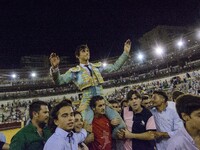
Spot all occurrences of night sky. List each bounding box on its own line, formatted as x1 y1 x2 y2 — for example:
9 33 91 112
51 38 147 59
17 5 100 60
0 0 200 69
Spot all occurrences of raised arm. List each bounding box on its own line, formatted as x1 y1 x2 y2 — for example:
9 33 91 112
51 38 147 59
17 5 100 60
49 53 60 69
101 39 131 73
49 53 74 85
124 39 131 54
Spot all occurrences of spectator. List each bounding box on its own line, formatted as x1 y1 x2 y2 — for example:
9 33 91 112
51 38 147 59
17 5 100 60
167 94 200 149
141 95 153 110
151 90 183 150
10 101 51 150
74 111 89 150
172 90 184 102
109 100 124 150
121 100 128 109
109 100 122 115
88 95 115 150
121 90 156 150
44 101 87 150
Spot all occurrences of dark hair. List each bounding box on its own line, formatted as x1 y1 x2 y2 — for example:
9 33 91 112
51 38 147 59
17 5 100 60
89 95 104 109
63 99 72 105
109 100 119 104
48 100 74 133
172 90 184 101
142 95 149 101
121 100 128 108
73 111 83 133
75 44 89 57
29 101 48 119
74 111 82 117
126 90 141 101
176 94 200 120
153 90 168 102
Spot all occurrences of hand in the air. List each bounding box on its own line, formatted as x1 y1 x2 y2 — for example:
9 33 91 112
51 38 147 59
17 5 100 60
124 39 131 54
49 53 60 68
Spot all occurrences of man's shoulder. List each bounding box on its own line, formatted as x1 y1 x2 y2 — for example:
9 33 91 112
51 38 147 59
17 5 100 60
141 107 153 118
44 133 66 149
91 62 102 68
12 125 32 139
123 106 134 117
69 66 81 72
166 106 179 115
16 124 29 132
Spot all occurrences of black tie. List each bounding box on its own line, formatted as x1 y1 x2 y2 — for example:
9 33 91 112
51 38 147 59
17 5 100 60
67 132 73 143
85 65 93 76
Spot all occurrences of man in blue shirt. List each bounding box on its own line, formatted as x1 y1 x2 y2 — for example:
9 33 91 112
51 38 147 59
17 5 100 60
151 90 183 150
167 94 200 150
44 101 87 150
0 133 6 143
0 133 9 150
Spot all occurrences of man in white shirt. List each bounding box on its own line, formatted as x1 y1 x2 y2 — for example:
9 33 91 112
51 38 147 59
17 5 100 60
44 101 87 150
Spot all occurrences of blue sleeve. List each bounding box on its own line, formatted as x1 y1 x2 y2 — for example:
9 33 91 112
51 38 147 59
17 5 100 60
167 110 184 137
75 129 87 143
50 68 74 85
0 133 6 142
100 52 129 73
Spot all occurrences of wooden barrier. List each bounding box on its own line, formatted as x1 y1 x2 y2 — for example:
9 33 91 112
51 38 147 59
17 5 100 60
0 122 21 131
0 121 23 144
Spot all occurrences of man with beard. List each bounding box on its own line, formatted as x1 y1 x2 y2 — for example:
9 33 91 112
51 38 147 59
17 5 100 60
10 101 51 150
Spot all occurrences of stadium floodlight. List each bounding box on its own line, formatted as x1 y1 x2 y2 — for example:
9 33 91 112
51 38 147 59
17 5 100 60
177 40 183 47
194 28 200 40
11 73 17 79
197 30 200 40
137 52 144 61
31 72 37 78
176 39 185 48
155 46 164 56
103 62 107 67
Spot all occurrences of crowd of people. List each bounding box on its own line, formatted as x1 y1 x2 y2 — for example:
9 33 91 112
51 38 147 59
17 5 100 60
0 87 198 150
0 40 200 150
1 36 200 100
0 56 200 101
